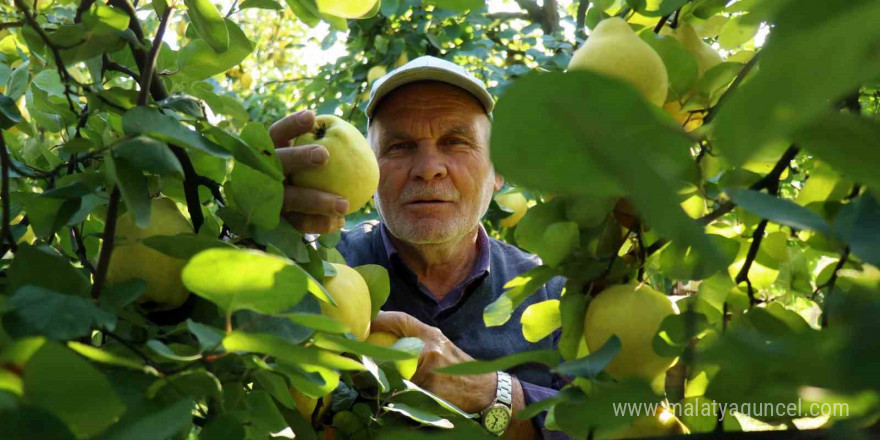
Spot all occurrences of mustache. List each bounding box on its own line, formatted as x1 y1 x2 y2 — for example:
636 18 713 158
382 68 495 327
399 184 460 203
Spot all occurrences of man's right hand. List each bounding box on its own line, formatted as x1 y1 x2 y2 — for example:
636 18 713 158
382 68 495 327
270 110 349 234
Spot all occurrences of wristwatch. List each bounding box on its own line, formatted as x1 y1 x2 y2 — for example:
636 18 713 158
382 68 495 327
480 371 513 436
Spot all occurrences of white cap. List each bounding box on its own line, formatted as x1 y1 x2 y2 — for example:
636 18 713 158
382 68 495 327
365 55 495 124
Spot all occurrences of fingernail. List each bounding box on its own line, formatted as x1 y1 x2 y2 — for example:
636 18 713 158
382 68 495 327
335 199 349 214
310 147 329 164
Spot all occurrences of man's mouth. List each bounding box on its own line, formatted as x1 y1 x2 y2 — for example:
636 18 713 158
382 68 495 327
408 200 451 205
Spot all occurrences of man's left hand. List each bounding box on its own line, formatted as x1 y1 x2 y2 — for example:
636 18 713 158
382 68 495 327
371 311 496 414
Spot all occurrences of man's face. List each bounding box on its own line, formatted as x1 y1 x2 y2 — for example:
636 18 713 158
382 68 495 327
369 81 502 245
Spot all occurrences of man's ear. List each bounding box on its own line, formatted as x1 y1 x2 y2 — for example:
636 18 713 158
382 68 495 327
494 173 505 191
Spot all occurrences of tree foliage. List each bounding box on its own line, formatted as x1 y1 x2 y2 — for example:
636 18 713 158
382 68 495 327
1 0 879 439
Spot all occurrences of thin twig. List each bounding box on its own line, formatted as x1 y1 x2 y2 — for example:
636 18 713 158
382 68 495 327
137 4 173 106
0 20 25 30
704 51 762 124
70 225 96 275
646 146 801 256
735 219 768 306
653 13 672 33
819 247 850 328
102 53 140 81
91 187 121 300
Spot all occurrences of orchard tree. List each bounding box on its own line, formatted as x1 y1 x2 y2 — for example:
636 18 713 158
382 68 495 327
0 0 879 440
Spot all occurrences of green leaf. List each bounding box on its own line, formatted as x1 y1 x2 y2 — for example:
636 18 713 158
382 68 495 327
182 248 308 314
239 122 285 180
6 244 91 297
656 234 740 280
555 334 621 378
3 286 116 341
254 369 299 410
188 82 250 123
285 0 321 26
493 71 722 266
199 414 246 440
422 0 484 12
142 233 234 259
0 93 22 129
541 221 579 267
176 19 255 82
146 339 202 362
67 341 148 372
112 136 184 179
558 288 588 361
186 319 225 351
521 299 561 343
95 398 195 440
183 0 229 52
101 279 146 310
718 13 761 49
285 312 350 333
434 349 560 375
315 0 378 18
108 155 152 228
312 333 419 361
726 188 831 234
0 407 77 440
23 342 126 438
240 0 284 10
122 107 231 158
275 363 339 398
227 161 283 230
639 31 700 98
51 4 130 64
223 331 366 370
833 192 880 267
793 112 880 192
711 0 880 166
483 265 558 327
354 264 390 320
653 310 711 357
148 369 222 402
383 402 454 428
553 381 659 437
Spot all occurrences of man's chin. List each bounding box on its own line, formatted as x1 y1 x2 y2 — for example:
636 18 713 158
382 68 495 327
386 217 462 244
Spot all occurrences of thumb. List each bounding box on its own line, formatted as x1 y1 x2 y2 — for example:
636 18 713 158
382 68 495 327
371 311 435 340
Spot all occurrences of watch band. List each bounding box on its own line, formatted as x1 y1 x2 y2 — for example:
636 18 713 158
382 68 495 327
496 370 513 406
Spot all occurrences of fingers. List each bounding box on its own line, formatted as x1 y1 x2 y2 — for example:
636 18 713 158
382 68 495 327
282 212 345 235
283 185 348 217
269 110 315 148
277 144 329 176
372 311 437 339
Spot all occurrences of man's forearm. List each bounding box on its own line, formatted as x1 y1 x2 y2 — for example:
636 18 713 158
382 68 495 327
505 378 541 440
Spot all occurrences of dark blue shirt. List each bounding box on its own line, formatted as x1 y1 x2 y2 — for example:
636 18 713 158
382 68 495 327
336 220 569 439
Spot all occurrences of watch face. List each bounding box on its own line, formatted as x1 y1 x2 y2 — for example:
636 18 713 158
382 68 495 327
484 406 511 435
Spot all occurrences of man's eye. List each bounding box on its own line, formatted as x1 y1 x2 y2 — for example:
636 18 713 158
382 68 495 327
448 138 468 145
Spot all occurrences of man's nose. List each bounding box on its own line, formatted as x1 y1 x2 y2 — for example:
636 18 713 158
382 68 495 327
410 144 448 181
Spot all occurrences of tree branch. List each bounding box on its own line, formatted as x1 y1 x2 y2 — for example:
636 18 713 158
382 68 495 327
575 0 589 42
102 53 140 82
136 3 173 106
91 186 120 300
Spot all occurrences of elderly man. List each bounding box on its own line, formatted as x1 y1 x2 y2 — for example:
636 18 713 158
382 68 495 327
270 56 566 440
